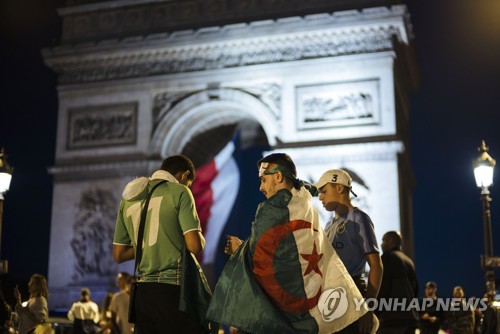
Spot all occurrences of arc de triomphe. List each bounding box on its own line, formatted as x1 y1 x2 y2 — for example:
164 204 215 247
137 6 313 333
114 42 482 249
43 0 418 308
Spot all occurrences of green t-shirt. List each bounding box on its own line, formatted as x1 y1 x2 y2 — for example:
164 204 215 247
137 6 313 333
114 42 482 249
114 179 201 284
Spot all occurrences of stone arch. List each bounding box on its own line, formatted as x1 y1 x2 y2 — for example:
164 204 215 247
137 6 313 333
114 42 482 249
150 88 279 158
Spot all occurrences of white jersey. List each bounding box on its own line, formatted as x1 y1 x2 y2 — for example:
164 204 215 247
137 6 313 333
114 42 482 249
67 300 100 324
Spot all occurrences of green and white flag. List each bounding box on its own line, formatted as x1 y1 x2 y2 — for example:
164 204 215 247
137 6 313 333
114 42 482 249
206 187 369 333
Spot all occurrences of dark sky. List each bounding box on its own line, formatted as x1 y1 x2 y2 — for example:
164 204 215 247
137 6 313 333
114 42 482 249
0 0 62 290
405 0 500 298
1 0 500 302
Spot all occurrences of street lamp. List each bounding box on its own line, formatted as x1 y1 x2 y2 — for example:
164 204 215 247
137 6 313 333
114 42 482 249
0 148 13 274
473 140 496 297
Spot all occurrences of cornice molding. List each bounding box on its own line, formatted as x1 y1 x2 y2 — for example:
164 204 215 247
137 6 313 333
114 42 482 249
43 6 411 84
57 1 405 44
49 159 161 181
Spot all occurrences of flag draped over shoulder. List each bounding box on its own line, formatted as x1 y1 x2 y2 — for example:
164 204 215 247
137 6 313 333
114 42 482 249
191 137 240 264
206 187 368 334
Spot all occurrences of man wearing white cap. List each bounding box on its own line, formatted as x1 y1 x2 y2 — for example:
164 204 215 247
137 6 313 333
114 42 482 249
315 169 383 334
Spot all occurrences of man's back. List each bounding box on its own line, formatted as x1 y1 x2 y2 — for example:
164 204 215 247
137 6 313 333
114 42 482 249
380 250 418 294
113 157 207 334
109 291 132 334
378 249 419 329
114 176 201 284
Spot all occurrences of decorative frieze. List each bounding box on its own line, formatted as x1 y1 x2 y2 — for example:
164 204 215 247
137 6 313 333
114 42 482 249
45 5 411 85
67 102 138 149
55 27 397 84
296 79 380 130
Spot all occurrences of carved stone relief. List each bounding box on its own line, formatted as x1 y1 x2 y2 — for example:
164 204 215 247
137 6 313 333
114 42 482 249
56 27 398 84
152 91 195 126
296 79 380 130
152 84 282 131
70 188 117 282
235 83 282 118
67 102 137 149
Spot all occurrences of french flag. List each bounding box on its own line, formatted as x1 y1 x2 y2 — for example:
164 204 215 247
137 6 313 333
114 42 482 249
191 136 240 264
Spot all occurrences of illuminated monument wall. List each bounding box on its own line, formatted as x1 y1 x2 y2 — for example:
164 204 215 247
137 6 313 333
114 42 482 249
43 0 417 308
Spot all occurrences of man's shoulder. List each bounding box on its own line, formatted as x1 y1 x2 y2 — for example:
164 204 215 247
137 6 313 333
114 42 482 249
162 182 194 200
383 250 415 267
391 249 414 262
261 189 293 209
124 181 189 202
349 208 373 225
381 250 399 262
111 291 128 302
350 207 370 218
154 180 184 191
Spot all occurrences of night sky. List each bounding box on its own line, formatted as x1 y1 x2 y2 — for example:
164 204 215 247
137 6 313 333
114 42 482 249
1 0 500 305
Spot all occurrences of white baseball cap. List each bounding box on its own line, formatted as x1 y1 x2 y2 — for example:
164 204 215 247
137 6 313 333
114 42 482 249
315 169 356 197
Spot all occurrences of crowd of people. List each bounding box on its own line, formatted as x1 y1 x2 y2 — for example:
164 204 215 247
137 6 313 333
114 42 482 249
2 271 134 334
2 153 499 334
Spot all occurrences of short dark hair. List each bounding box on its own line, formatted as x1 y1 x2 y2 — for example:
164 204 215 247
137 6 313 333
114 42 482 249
81 288 90 297
160 155 196 180
257 153 297 180
80 287 91 302
383 231 402 248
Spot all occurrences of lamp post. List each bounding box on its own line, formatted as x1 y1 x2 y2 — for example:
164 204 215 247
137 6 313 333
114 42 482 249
473 140 496 297
0 148 13 274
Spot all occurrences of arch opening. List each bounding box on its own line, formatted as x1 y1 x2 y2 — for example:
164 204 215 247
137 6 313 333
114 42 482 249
149 87 279 159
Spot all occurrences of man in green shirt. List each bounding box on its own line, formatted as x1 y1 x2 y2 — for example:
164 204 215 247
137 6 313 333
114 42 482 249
113 155 206 334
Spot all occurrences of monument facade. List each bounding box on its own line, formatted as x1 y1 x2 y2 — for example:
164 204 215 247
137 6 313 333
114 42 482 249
43 0 418 309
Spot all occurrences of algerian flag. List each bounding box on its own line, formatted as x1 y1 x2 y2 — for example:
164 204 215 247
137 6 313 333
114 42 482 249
206 186 370 333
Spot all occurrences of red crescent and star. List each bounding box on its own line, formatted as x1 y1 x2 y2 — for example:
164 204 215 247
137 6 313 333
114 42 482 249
253 219 324 314
301 242 323 277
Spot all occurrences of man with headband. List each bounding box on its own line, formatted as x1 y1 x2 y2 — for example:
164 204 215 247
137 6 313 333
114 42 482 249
315 169 383 334
206 153 371 333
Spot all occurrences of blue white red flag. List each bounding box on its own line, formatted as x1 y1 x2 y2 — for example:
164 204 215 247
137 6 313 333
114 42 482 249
191 137 240 264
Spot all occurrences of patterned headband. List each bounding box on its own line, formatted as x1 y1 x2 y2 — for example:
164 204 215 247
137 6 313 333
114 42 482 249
258 162 307 190
258 162 281 177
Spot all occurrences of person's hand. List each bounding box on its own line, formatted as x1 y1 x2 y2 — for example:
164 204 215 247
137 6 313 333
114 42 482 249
429 316 437 323
421 312 430 320
224 235 243 255
229 326 240 334
14 285 21 305
358 311 376 334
